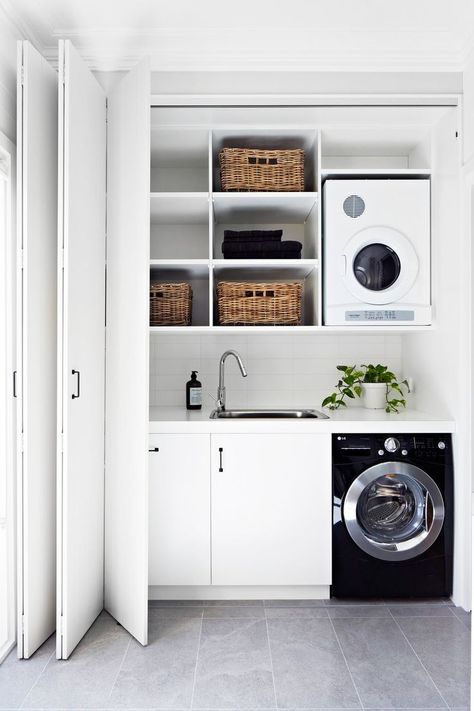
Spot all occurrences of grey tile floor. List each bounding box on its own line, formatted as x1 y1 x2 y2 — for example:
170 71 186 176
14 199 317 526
0 599 470 710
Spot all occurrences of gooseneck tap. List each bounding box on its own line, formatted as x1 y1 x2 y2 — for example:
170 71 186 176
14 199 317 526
216 350 247 412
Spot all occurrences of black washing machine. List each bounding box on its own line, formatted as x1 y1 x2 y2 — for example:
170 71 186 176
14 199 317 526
332 433 453 598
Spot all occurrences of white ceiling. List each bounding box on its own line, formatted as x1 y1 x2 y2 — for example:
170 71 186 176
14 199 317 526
2 0 474 71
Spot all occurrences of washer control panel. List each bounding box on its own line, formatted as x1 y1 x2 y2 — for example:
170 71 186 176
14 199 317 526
334 434 450 462
384 437 400 453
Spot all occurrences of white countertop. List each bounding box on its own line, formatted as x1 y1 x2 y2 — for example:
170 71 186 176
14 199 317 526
149 406 455 434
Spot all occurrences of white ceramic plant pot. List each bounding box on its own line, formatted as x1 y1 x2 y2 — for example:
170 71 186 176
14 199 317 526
362 383 387 410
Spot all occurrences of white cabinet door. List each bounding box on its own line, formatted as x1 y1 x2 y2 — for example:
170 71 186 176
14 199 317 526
16 40 58 659
211 434 331 586
56 40 106 659
149 435 210 586
104 58 150 646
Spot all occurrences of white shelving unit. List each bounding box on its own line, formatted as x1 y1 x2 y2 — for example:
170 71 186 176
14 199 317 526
148 111 434 332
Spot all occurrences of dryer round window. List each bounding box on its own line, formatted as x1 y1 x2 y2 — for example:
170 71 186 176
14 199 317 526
353 242 401 291
343 226 419 306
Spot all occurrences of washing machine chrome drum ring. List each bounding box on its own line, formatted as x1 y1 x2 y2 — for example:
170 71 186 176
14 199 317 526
343 462 445 561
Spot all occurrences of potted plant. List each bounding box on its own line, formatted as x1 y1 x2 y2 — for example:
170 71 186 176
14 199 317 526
322 364 410 413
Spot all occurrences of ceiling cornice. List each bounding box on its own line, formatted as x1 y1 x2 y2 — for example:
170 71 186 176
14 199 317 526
0 0 51 50
1 1 472 74
37 27 469 73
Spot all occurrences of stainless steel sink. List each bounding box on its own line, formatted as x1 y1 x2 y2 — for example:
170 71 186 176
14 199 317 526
210 409 329 419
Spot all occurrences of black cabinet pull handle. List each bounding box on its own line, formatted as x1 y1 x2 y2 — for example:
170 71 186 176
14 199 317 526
72 370 80 399
148 447 159 452
13 370 17 398
219 447 223 472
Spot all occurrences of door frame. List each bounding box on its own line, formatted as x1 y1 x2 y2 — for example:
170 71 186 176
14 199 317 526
0 131 16 663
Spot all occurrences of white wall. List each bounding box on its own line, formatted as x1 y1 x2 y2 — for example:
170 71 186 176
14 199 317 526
150 333 404 411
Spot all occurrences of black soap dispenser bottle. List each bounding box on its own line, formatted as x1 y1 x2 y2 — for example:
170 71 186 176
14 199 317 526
186 371 202 410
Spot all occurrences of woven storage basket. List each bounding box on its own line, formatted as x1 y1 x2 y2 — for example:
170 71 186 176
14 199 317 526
150 282 192 326
219 147 305 192
217 281 303 326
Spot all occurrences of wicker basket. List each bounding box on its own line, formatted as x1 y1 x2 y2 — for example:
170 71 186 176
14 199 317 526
217 281 303 326
219 148 305 192
150 282 192 326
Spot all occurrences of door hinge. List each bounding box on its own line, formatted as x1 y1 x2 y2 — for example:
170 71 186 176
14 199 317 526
59 432 64 453
21 614 25 633
19 432 24 452
60 248 65 270
19 249 24 270
59 615 64 636
20 65 24 86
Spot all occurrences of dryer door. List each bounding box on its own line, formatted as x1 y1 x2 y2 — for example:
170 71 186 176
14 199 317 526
343 226 419 305
343 462 444 561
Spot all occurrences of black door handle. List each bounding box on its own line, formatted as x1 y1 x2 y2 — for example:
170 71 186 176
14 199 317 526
148 447 159 452
72 370 80 399
219 447 223 472
13 370 17 397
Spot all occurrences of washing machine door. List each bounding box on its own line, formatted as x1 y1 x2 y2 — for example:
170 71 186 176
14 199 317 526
343 462 444 561
343 226 419 305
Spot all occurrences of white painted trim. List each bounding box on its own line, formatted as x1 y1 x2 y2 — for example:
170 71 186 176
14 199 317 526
149 585 330 600
0 128 16 663
151 94 461 108
37 27 473 73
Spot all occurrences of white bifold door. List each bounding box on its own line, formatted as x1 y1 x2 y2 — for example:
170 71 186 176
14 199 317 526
56 40 150 658
56 40 107 660
16 40 58 659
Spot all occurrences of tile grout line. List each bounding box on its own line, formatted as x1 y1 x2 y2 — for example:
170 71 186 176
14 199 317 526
327 615 365 711
189 609 204 711
264 609 279 709
18 643 57 710
107 633 132 700
388 608 450 709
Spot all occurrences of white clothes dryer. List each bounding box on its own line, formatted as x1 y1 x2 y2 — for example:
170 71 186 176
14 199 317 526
323 179 431 326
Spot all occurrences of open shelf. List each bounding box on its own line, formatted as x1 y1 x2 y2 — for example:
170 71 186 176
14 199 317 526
213 264 318 327
212 192 317 223
150 193 210 260
211 193 318 260
150 264 210 327
211 128 319 192
150 122 209 192
321 126 431 172
321 168 431 178
150 193 209 223
212 260 318 277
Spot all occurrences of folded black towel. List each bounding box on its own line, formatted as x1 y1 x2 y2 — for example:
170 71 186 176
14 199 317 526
223 229 282 243
222 240 302 259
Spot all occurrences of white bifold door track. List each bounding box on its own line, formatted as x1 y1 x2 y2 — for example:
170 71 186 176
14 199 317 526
18 39 150 660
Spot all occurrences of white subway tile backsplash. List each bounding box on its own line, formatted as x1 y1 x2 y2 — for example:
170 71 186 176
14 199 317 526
149 333 404 410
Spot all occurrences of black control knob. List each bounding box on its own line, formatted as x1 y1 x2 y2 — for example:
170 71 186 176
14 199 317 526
384 437 400 453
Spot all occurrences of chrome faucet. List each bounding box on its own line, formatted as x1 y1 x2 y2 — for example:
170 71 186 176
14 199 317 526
216 350 247 412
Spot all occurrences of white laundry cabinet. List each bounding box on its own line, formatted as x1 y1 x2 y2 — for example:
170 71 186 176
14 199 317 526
16 37 462 660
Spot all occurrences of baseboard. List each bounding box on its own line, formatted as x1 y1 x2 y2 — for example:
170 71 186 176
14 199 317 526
0 639 15 664
148 585 330 600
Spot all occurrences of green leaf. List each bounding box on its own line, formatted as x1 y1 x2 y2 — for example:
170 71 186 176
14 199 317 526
343 388 355 398
321 396 335 408
353 385 362 397
336 365 348 372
